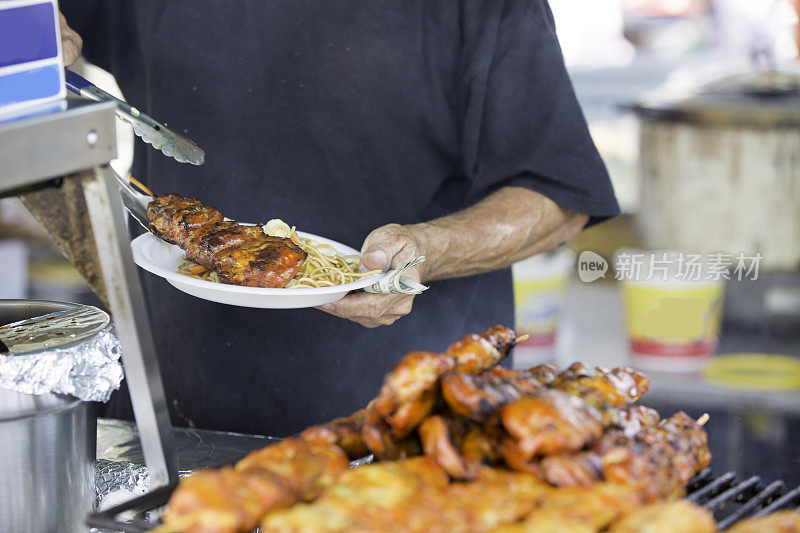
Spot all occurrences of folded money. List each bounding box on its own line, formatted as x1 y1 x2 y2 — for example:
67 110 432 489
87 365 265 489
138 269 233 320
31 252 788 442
363 256 429 295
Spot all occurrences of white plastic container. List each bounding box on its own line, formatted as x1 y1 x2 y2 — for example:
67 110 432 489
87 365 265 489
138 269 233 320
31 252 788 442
511 249 575 367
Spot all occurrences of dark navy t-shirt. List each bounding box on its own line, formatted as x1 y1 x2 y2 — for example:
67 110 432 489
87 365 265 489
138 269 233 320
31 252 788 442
62 0 619 436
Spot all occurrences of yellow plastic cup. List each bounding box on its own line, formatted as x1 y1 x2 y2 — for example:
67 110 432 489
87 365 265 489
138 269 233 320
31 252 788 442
620 278 725 372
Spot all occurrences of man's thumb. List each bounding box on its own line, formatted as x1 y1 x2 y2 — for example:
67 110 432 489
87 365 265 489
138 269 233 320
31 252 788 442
362 249 390 271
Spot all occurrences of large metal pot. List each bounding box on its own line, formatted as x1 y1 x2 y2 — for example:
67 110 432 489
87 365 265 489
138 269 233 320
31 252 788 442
634 72 800 271
0 300 101 533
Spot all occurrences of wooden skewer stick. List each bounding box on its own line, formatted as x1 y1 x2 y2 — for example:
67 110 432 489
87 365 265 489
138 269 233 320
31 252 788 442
697 413 710 427
129 175 155 196
515 334 530 344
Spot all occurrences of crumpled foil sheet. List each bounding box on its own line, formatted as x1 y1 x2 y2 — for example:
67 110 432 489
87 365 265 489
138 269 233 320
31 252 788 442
0 327 122 402
95 459 151 507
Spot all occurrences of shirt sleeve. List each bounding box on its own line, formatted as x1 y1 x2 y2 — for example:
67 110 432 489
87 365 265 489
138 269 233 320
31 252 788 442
59 0 111 71
460 0 620 224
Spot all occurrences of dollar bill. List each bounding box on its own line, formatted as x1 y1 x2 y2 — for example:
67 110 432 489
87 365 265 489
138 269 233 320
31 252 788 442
363 256 429 295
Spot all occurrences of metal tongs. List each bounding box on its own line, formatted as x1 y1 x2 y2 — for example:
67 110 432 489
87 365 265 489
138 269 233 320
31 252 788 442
65 69 205 166
111 169 165 242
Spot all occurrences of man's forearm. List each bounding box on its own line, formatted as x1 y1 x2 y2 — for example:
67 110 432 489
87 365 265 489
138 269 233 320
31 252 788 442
412 186 588 282
324 186 588 327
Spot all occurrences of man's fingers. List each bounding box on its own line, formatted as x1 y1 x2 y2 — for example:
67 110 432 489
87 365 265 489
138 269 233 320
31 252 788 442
59 13 83 66
361 224 419 271
321 292 391 319
315 291 414 327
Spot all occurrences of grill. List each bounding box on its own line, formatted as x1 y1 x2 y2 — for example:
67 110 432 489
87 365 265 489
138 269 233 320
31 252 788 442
87 469 800 532
686 469 800 530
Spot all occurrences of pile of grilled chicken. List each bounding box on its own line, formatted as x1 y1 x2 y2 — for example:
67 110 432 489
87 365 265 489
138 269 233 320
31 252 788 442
157 326 787 533
147 194 306 287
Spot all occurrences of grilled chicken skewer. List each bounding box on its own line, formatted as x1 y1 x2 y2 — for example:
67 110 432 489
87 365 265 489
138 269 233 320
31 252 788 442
159 438 349 533
262 459 549 533
537 412 710 502
147 193 307 287
369 326 518 442
492 482 645 533
299 408 371 459
423 363 655 480
499 366 650 462
441 365 557 422
442 364 648 427
158 326 713 533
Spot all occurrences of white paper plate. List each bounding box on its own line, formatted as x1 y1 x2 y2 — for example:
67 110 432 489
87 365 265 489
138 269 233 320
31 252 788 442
130 232 384 309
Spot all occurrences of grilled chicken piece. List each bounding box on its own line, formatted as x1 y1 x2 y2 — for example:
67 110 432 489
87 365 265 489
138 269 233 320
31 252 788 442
373 326 518 439
442 467 551 531
552 363 649 407
500 435 544 477
536 412 708 501
441 366 550 422
603 412 710 502
160 438 348 533
540 428 631 487
212 234 306 287
461 423 504 466
419 410 511 481
442 364 647 426
419 415 475 479
492 364 560 385
160 467 293 533
263 460 548 533
501 390 604 459
300 408 370 459
611 404 661 438
234 438 349 502
446 325 518 373
147 194 225 246
609 500 716 532
361 406 422 460
726 511 800 533
261 457 450 533
535 404 660 487
372 350 455 437
493 482 644 533
146 193 307 288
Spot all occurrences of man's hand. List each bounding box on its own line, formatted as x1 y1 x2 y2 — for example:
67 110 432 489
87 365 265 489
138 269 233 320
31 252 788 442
316 187 588 329
59 12 83 66
316 224 426 328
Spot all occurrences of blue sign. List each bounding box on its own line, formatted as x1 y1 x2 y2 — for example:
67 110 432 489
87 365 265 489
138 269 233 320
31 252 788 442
0 1 65 115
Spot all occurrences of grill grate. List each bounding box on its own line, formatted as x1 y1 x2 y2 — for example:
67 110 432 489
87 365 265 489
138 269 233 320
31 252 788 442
87 469 800 532
686 469 800 530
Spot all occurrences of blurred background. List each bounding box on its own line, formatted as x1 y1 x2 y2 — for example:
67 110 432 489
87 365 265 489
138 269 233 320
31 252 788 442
1 0 799 484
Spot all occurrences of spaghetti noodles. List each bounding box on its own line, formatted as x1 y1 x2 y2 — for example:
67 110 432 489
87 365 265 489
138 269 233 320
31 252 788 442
177 219 381 288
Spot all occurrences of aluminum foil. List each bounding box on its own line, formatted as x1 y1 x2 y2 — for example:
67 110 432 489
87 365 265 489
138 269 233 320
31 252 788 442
95 459 151 507
0 326 123 402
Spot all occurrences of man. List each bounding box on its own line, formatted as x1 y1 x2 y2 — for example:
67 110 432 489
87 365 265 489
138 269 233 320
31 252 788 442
60 1 619 436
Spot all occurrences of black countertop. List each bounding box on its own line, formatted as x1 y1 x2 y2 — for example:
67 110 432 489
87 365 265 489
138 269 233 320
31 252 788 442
97 418 279 473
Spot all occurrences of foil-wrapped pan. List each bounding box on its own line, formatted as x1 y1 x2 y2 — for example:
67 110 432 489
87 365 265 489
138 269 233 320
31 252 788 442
0 305 122 402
